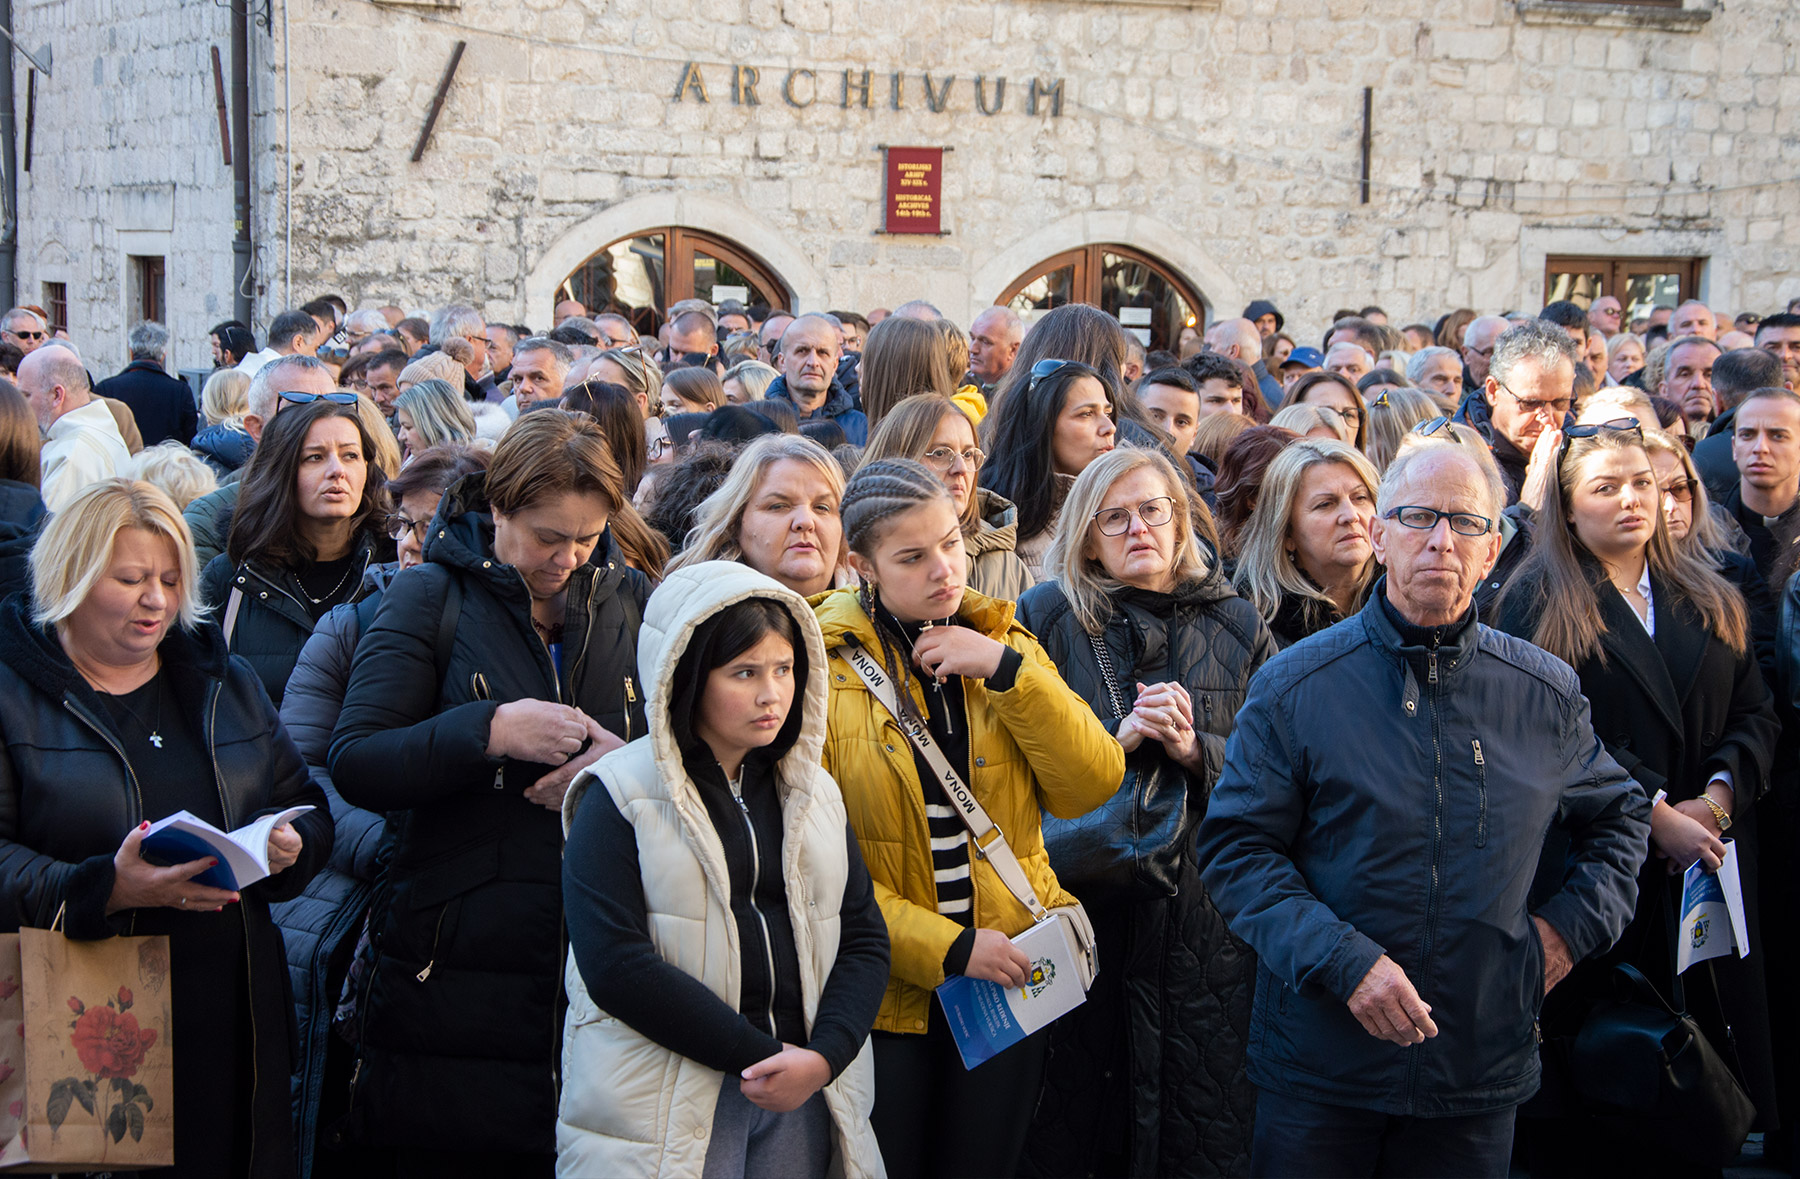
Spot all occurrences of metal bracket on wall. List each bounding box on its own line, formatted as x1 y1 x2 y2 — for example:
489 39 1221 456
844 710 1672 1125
212 0 272 35
412 41 467 163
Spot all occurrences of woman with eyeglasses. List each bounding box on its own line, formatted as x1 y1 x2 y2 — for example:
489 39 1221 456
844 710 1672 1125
199 396 394 706
1493 421 1780 1176
1016 447 1273 1178
394 378 478 462
268 442 489 1175
982 359 1119 580
863 393 1033 600
1282 371 1368 450
1231 438 1381 648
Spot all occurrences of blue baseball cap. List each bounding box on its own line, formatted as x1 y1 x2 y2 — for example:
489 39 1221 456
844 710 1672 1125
1282 346 1324 370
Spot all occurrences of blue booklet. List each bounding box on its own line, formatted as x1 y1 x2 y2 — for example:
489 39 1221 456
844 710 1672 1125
140 806 314 891
935 918 1087 1070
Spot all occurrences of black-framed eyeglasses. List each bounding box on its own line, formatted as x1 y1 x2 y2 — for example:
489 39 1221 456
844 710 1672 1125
279 391 360 407
384 513 430 543
920 446 985 473
1384 506 1495 537
1557 417 1643 467
1495 380 1573 417
1093 497 1175 536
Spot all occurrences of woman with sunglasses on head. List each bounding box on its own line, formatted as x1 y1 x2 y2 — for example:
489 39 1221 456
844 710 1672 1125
863 393 1033 600
982 358 1119 580
1016 447 1273 1178
199 395 394 706
1231 438 1382 648
1493 421 1780 1177
813 459 1121 1179
268 442 489 1176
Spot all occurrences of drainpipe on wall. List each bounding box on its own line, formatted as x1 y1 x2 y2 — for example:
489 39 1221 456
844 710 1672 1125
231 0 252 330
0 0 20 310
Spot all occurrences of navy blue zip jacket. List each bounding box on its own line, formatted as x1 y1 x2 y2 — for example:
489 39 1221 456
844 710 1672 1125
1197 584 1651 1116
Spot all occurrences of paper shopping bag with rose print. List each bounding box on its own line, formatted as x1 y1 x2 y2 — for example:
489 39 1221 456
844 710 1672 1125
0 928 173 1171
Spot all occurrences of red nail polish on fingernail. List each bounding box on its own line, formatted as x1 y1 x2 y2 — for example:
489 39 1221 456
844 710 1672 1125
208 859 219 867
139 822 149 831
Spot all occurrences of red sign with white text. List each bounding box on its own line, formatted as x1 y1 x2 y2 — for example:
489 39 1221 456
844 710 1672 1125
885 147 943 235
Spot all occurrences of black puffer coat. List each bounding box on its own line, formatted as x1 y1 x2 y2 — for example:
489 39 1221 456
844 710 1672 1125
327 474 649 1156
1017 564 1275 1178
200 529 384 708
271 562 395 1179
0 598 332 1178
0 480 45 605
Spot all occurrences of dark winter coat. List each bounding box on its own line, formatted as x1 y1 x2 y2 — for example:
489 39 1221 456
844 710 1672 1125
1693 405 1737 501
200 530 383 708
94 358 198 447
0 597 332 1178
765 374 869 445
1494 562 1782 1125
327 473 650 1155
1452 386 1528 504
184 479 241 571
192 423 256 477
1198 586 1651 1116
0 480 45 606
271 562 395 1179
1473 503 1535 621
1018 565 1275 1178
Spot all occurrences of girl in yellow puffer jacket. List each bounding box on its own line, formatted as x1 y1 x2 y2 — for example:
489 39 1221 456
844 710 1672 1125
814 458 1123 1179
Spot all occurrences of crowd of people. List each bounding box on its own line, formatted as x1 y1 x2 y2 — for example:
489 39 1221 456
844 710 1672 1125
0 280 1796 1179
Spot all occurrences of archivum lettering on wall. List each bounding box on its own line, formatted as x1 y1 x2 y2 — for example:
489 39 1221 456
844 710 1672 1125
672 63 1065 117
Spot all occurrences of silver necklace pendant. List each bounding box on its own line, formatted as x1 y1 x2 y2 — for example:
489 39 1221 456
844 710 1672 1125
149 733 164 749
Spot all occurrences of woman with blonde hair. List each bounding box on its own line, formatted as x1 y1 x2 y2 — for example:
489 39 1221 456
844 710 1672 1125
394 378 478 461
1018 445 1271 1176
862 393 1032 599
1268 402 1351 442
722 359 778 404
1606 332 1647 386
1231 438 1380 647
591 345 661 418
1191 411 1256 469
859 315 958 427
194 368 256 475
1494 422 1777 1175
0 478 329 1175
1361 386 1442 472
125 440 219 511
667 433 849 598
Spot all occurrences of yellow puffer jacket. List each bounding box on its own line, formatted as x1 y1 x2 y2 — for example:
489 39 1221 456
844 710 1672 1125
813 585 1124 1034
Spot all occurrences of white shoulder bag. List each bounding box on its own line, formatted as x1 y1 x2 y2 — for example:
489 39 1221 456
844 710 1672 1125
835 641 1098 990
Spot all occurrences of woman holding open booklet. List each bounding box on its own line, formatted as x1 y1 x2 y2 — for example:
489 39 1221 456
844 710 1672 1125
0 479 331 1177
812 459 1122 1179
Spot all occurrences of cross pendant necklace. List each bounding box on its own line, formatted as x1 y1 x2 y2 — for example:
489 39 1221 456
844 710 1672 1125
107 677 164 749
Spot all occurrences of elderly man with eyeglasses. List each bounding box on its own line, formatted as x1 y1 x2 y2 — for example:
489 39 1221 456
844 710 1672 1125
1198 437 1650 1179
1450 320 1582 506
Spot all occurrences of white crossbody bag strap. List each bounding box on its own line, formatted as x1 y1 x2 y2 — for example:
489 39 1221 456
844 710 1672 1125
836 642 1048 923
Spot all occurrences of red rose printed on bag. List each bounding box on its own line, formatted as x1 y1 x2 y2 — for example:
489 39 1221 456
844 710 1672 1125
47 986 156 1143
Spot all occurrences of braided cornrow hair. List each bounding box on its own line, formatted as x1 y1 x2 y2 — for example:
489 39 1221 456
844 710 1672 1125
843 458 956 726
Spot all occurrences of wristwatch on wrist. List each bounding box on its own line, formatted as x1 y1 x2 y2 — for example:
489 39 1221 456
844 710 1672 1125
1697 792 1732 832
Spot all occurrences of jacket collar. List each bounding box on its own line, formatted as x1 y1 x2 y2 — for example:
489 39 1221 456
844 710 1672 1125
813 583 1017 651
968 489 1019 557
424 472 624 602
47 398 119 444
767 374 853 421
1359 576 1480 679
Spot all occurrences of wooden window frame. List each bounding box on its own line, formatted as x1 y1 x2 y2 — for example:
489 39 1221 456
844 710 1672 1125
1544 255 1703 309
557 227 794 332
998 243 1206 343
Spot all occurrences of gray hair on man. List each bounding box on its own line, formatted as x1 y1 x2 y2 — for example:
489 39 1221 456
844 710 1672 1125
2 307 44 334
513 336 574 373
892 300 942 320
1405 346 1459 385
247 353 329 421
1378 434 1506 524
429 304 485 347
344 308 389 336
1489 319 1580 389
128 321 170 363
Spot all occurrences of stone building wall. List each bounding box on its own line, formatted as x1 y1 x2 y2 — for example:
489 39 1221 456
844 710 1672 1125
16 0 1800 357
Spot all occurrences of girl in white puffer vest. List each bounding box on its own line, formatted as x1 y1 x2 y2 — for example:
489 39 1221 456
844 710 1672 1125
558 561 890 1179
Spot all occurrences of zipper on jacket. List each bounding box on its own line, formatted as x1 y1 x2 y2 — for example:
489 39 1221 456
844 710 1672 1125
416 905 450 982
729 775 780 1037
567 576 598 700
1407 643 1448 1110
62 699 145 936
1471 739 1488 849
622 676 636 743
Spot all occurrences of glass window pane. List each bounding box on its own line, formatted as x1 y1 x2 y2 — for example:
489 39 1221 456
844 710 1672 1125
560 233 664 318
1007 264 1075 330
1546 270 1603 308
1100 252 1191 354
1622 272 1681 325
693 249 774 310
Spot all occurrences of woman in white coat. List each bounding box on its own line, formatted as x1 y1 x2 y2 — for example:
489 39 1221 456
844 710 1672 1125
558 560 890 1179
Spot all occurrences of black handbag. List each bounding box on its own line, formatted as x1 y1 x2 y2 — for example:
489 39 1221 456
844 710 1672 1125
1040 630 1189 897
1567 961 1755 1167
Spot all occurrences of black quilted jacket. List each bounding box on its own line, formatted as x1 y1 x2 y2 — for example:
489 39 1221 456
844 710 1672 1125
1017 561 1274 1177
